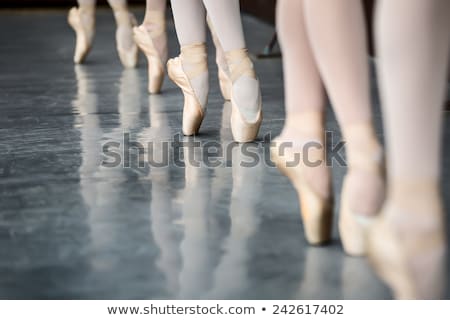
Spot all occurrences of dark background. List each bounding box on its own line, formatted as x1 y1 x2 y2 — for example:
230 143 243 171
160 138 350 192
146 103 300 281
0 0 376 53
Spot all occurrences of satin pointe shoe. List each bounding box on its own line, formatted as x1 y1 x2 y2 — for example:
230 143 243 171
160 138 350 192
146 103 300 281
226 49 263 143
207 16 232 101
339 123 385 256
270 137 333 245
133 11 167 94
368 184 446 299
68 6 95 64
167 43 208 136
114 11 139 68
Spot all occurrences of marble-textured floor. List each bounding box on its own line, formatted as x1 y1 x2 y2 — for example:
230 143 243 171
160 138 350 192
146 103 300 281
0 8 449 300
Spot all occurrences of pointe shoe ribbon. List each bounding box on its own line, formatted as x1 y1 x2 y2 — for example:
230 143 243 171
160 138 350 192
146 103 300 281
167 43 208 136
133 11 167 94
226 49 262 143
339 123 385 256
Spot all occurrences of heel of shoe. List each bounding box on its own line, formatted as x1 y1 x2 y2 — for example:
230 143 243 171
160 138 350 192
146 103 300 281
226 49 263 143
218 67 232 101
167 56 205 136
339 122 385 256
133 24 166 94
368 219 417 299
270 146 333 245
339 179 375 257
339 177 375 256
297 182 333 245
368 216 446 299
68 7 94 64
118 45 138 69
182 106 204 136
230 101 262 143
148 56 164 94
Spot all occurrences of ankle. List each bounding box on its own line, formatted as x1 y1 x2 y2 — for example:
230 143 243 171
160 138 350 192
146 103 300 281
389 179 442 213
178 43 209 109
77 6 95 26
280 112 325 144
112 9 131 26
343 122 383 172
180 43 208 78
225 48 256 82
340 122 386 217
142 10 165 37
216 51 228 71
78 3 95 12
141 24 167 61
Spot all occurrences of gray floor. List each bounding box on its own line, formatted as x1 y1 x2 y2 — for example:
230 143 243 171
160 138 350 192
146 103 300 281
0 8 449 300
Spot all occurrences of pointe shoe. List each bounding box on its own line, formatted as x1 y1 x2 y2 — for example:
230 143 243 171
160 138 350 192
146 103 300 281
270 139 333 245
340 181 376 256
133 11 167 94
68 6 95 64
115 12 139 68
368 192 446 299
167 43 207 136
339 123 385 256
207 16 232 101
226 49 262 143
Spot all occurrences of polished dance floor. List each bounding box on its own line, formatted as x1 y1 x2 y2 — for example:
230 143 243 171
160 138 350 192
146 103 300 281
0 8 449 299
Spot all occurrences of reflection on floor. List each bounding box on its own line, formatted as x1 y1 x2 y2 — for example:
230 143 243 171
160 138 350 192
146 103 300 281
0 8 449 299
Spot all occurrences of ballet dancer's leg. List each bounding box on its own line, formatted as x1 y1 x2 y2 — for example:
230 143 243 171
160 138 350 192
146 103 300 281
68 0 96 63
272 0 332 244
203 0 262 142
168 0 209 135
107 0 138 68
133 0 168 93
302 0 384 255
142 0 167 57
369 0 450 299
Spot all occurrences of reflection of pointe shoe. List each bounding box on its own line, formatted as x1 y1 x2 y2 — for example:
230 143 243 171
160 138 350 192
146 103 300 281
339 124 385 256
115 12 139 68
167 43 207 136
68 6 95 64
133 11 167 94
207 16 231 101
368 192 446 299
270 140 333 245
226 49 262 143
